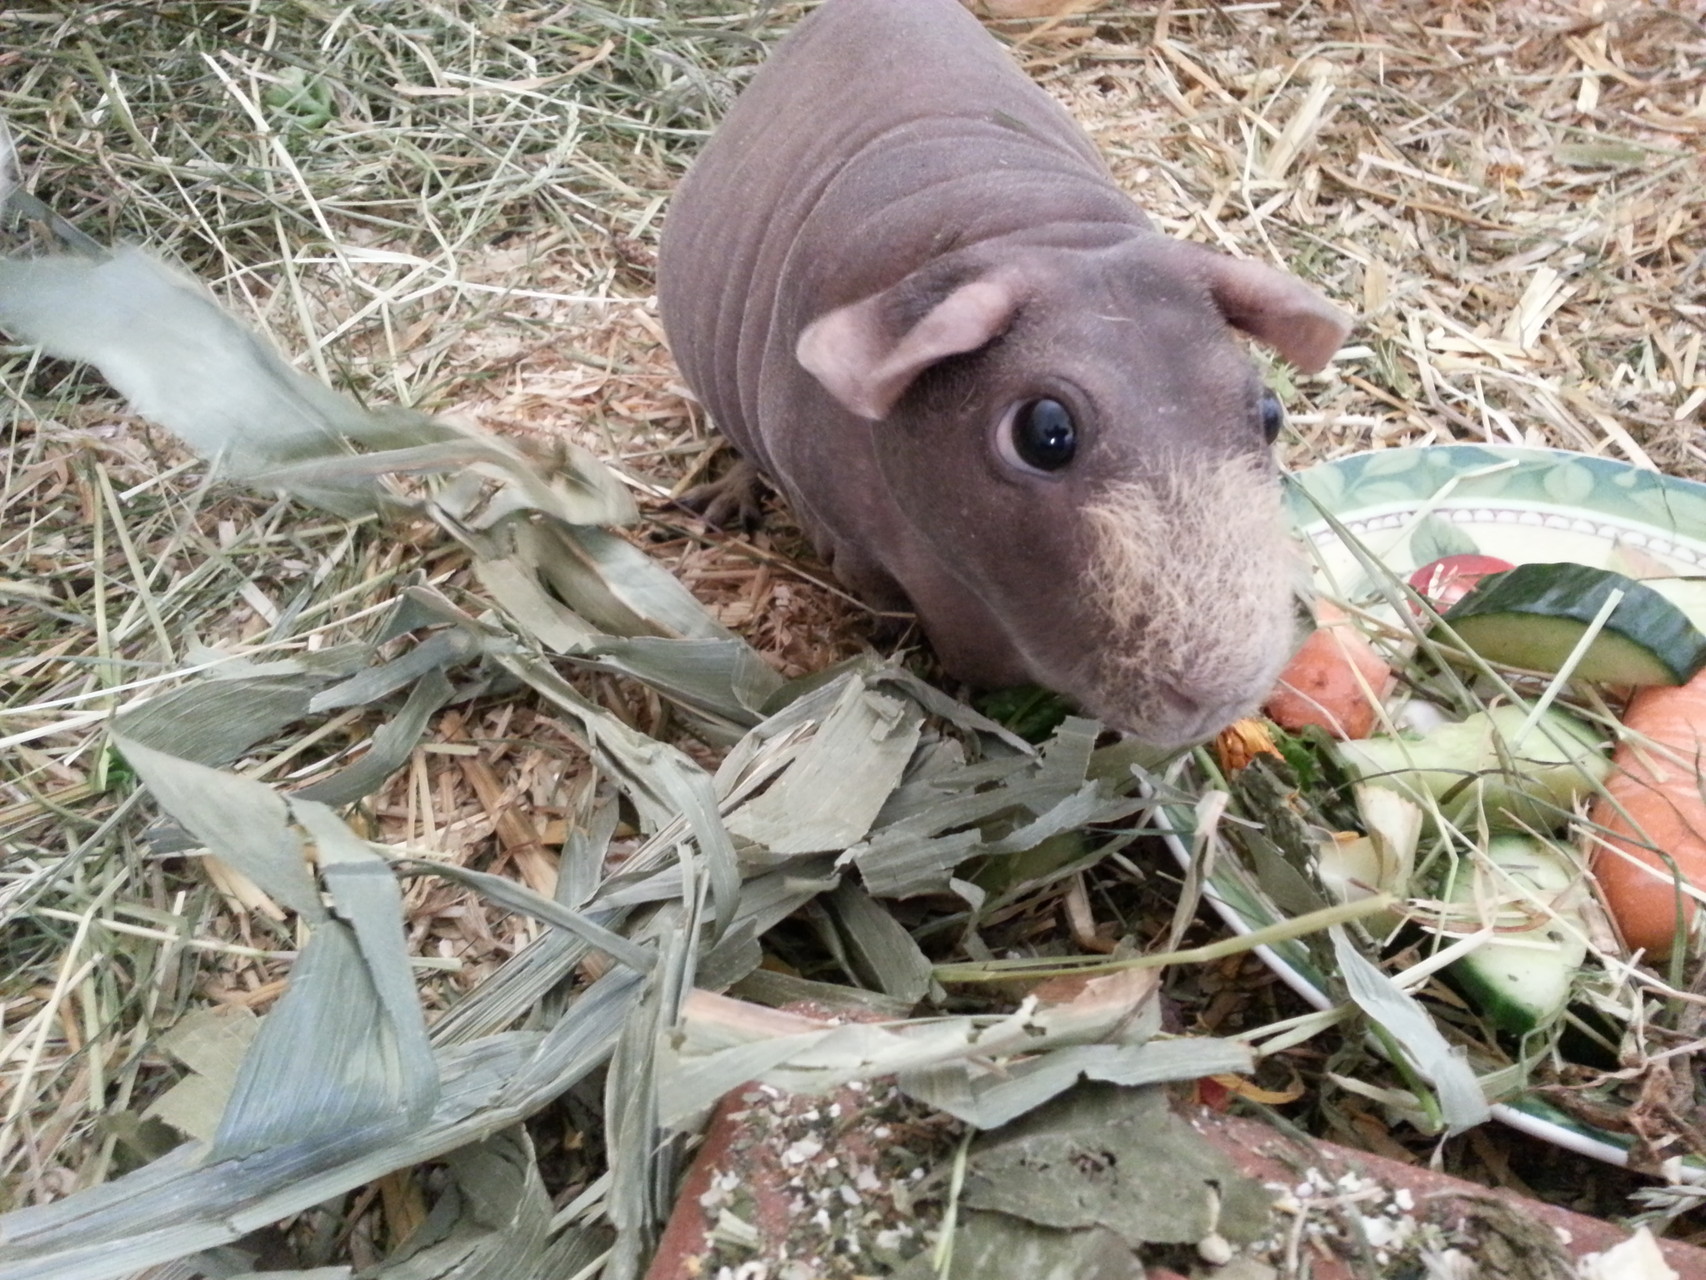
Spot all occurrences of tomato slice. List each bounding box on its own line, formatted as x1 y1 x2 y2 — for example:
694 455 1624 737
1407 554 1516 612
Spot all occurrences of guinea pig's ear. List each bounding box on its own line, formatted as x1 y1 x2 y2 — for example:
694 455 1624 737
796 273 1022 420
1186 245 1352 374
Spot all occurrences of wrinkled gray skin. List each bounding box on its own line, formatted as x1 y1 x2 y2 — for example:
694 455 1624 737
657 0 1351 748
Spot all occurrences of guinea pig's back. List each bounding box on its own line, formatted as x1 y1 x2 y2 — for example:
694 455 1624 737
657 0 1129 456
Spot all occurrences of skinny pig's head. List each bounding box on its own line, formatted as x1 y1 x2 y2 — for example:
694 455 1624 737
797 236 1349 749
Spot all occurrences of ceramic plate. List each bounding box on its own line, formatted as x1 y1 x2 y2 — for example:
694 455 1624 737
1161 444 1706 1174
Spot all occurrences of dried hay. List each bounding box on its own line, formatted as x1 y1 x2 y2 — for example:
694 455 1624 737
2 0 1704 1274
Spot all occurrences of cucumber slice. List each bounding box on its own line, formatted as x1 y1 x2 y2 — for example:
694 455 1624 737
1443 834 1587 1037
1338 704 1608 835
1443 562 1706 686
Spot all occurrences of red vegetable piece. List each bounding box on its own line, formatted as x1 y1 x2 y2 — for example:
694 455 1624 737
1408 554 1517 613
1265 601 1395 740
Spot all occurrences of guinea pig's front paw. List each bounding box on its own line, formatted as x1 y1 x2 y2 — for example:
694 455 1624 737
676 456 768 531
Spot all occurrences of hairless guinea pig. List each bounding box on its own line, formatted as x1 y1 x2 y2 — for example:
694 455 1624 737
657 0 1352 749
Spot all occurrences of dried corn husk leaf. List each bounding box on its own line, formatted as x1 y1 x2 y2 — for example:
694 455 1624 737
112 669 351 768
398 859 653 976
142 1009 261 1144
849 740 1148 900
361 1128 553 1280
0 965 641 1280
295 669 458 807
572 636 781 738
903 1038 1255 1131
824 879 934 1004
475 550 778 739
113 735 325 921
1330 928 1490 1134
499 652 741 937
209 917 436 1161
0 247 418 476
656 964 1231 1132
0 245 634 524
727 675 922 853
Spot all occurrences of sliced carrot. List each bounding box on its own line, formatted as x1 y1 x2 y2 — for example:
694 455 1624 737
1264 602 1395 740
1588 670 1706 958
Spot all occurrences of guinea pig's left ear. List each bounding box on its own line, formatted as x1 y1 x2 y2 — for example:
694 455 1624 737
1186 245 1353 374
796 271 1022 420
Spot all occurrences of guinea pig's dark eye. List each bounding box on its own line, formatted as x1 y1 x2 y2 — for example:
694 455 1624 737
1011 398 1077 471
1259 390 1285 444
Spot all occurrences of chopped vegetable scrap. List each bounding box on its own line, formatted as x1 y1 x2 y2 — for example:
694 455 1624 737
1443 562 1706 687
1407 554 1515 613
1337 704 1609 837
1588 668 1706 958
1247 554 1706 1038
1441 834 1588 1037
1265 601 1396 740
1213 717 1285 774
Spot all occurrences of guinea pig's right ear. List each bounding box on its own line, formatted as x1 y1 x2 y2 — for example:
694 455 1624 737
1184 245 1352 374
796 272 1022 421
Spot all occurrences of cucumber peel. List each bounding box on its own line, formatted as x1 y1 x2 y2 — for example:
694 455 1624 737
1443 834 1587 1037
1647 576 1706 634
1443 562 1706 686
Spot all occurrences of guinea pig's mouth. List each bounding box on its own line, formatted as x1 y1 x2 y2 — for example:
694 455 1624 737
1072 457 1299 749
1106 682 1275 753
